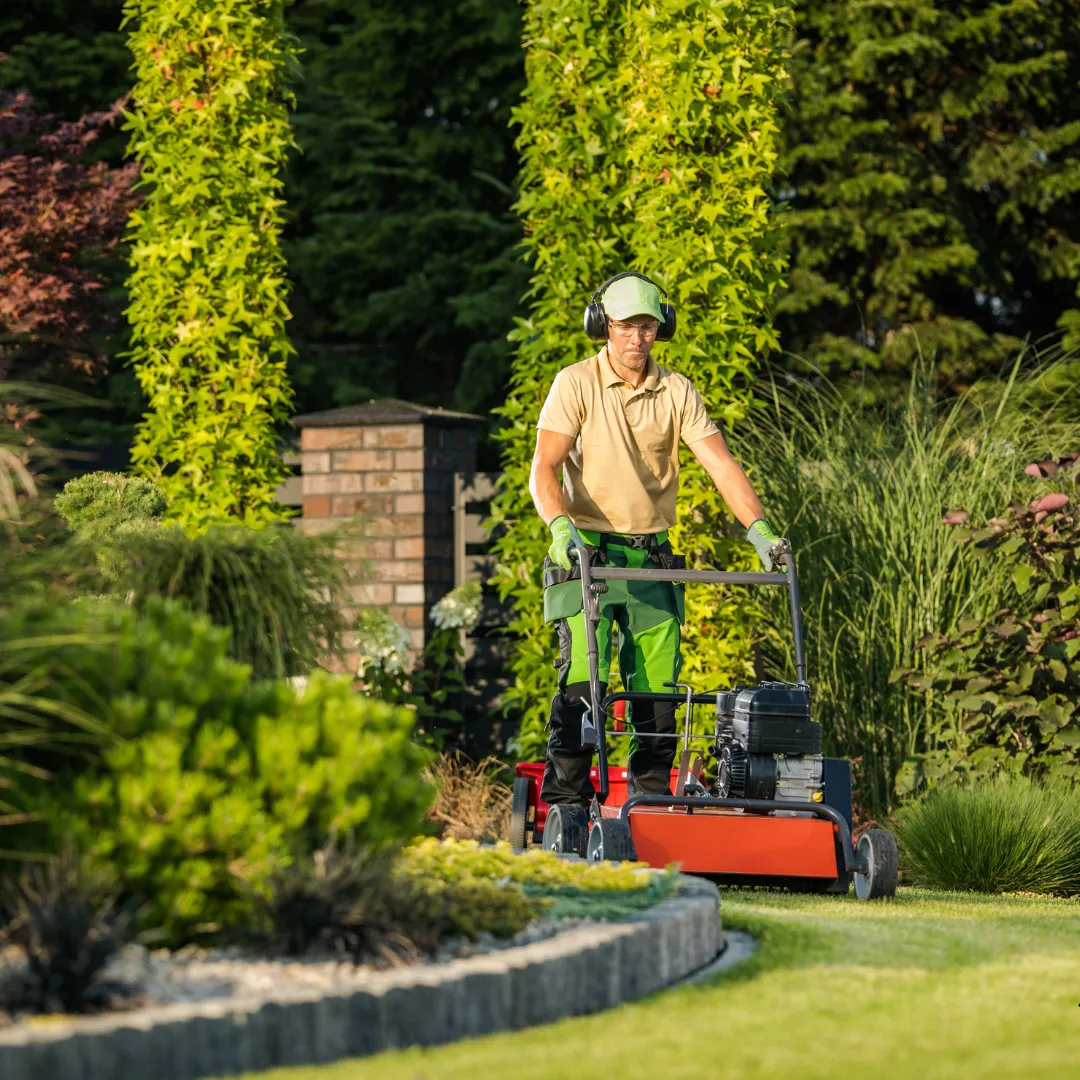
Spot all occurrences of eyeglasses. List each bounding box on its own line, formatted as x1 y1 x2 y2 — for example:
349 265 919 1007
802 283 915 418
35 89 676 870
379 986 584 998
608 319 659 338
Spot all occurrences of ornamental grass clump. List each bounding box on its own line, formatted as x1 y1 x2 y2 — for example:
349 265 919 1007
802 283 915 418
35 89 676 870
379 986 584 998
426 753 512 843
105 521 350 679
0 848 131 1015
896 775 1080 896
54 470 353 679
735 361 1080 812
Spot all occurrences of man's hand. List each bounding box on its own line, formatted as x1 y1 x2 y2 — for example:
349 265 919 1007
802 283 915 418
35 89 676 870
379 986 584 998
548 515 585 570
746 518 789 572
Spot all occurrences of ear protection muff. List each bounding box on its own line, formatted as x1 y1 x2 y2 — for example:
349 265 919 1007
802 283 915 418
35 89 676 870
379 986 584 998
583 271 677 342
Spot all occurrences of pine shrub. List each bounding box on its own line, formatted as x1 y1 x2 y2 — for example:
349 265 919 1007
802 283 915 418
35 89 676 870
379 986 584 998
492 0 792 755
54 471 167 541
4 599 433 943
122 0 298 530
896 775 1080 896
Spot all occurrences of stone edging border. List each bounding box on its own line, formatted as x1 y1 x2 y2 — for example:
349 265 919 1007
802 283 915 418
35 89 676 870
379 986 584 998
0 876 723 1080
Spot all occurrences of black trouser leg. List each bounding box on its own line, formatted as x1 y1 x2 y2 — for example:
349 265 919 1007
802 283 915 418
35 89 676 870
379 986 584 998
540 680 603 806
627 698 678 797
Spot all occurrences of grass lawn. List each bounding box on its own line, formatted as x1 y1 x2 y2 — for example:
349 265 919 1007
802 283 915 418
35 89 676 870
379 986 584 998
248 886 1080 1080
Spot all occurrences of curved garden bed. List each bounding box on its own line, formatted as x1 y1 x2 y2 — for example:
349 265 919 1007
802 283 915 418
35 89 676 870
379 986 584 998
0 872 722 1079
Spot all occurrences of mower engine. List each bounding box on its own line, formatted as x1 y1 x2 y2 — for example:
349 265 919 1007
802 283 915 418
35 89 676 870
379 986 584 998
713 683 823 805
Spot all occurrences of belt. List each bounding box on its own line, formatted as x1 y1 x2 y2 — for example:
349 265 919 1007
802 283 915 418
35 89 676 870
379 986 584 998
602 533 659 550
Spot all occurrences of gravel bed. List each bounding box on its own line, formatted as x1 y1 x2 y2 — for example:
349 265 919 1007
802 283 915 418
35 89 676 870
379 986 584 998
0 917 596 1021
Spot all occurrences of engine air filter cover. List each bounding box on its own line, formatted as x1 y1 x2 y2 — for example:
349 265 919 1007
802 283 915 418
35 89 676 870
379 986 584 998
733 682 821 755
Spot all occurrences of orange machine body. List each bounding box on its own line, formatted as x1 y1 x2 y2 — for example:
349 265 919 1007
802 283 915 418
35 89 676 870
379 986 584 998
598 801 840 878
514 762 844 880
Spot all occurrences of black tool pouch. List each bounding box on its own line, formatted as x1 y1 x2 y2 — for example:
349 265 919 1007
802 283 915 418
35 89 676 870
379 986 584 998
655 538 687 624
654 538 686 572
542 547 603 623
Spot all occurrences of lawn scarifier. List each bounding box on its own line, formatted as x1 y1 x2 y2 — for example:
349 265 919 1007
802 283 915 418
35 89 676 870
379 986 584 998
510 542 899 900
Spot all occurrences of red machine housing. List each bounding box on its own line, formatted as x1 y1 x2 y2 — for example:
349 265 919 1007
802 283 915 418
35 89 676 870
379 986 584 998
513 761 845 882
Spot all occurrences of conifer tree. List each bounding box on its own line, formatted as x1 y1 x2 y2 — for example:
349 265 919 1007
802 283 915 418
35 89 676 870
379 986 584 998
284 0 527 423
777 0 1080 383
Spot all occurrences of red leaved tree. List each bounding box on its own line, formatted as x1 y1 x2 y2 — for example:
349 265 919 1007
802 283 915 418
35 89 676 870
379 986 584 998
0 66 139 393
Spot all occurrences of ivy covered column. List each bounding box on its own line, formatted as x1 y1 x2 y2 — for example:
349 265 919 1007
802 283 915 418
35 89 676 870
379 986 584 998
123 0 297 530
491 0 793 754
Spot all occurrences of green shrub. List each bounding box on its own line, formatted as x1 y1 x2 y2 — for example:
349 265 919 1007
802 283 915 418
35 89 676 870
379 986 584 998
493 0 792 757
105 521 350 679
123 0 298 530
50 471 352 679
733 364 1080 812
394 840 545 944
896 775 1080 896
897 483 1080 790
3 598 433 942
259 837 674 959
53 472 167 541
401 838 655 894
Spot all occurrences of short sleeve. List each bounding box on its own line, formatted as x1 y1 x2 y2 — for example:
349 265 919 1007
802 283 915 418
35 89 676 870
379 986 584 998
679 380 720 445
537 368 584 438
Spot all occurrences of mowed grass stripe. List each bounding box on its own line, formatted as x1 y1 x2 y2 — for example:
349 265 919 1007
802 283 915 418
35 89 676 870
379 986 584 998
248 887 1080 1080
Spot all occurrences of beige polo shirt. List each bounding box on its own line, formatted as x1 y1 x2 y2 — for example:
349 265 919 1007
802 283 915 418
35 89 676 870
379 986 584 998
537 347 720 534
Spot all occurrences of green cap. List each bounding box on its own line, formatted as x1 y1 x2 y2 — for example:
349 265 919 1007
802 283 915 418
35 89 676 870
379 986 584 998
601 275 664 322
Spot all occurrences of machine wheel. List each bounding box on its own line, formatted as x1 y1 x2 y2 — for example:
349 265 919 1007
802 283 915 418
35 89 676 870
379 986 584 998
509 777 532 851
586 818 637 863
854 829 899 900
541 803 589 857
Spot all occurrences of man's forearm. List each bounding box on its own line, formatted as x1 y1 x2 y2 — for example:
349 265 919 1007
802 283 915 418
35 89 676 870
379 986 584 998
530 461 569 525
706 457 766 528
722 467 767 528
689 432 768 528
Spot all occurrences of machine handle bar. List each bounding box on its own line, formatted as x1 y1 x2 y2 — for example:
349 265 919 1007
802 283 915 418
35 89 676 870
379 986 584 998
601 690 718 709
590 567 787 586
571 540 808 801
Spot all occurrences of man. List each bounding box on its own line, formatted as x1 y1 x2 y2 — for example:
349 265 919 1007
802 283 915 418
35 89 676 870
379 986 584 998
529 271 787 806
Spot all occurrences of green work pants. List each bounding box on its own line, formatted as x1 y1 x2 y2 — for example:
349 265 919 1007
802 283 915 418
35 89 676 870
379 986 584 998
540 532 684 805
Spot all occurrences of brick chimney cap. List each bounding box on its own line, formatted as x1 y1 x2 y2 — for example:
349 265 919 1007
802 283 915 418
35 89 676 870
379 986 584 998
292 398 484 428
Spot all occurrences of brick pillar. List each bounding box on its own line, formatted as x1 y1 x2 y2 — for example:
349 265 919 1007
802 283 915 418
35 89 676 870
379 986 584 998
293 400 482 674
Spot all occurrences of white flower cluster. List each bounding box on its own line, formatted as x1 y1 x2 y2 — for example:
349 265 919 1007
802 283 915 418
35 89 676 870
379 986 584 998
356 607 412 675
430 580 483 633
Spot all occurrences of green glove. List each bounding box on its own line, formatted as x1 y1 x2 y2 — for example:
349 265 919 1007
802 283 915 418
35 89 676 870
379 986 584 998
547 515 585 571
746 518 788 572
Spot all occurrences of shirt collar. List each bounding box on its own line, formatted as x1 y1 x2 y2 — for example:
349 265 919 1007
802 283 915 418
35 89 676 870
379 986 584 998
599 347 662 392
